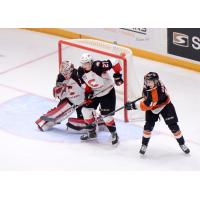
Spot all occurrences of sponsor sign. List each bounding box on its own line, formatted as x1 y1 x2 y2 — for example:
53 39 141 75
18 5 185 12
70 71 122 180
168 28 200 62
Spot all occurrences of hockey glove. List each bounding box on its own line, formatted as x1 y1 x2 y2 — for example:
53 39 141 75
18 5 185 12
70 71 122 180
53 85 66 100
84 91 94 105
113 73 124 86
125 101 137 110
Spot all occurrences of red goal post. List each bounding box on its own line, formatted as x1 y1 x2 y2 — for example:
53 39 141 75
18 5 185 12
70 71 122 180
58 39 135 122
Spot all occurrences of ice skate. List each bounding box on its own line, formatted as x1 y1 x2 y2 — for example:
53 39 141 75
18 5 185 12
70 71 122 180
111 132 119 145
139 144 147 155
180 144 190 154
80 131 97 141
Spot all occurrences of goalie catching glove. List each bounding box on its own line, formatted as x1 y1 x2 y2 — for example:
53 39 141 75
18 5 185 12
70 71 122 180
53 84 67 100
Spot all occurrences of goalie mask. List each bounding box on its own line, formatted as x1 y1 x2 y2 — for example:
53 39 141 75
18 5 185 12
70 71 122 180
144 72 159 88
60 60 74 79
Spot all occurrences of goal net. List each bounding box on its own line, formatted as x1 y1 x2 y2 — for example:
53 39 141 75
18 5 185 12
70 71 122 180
58 39 143 122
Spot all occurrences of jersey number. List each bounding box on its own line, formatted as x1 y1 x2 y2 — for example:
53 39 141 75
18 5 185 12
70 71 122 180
102 62 109 69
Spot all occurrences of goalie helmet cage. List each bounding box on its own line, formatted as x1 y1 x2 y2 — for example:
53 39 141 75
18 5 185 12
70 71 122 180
58 39 140 122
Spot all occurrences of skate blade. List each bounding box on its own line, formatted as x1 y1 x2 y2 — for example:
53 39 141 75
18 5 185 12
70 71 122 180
80 137 97 142
112 141 120 147
183 150 191 155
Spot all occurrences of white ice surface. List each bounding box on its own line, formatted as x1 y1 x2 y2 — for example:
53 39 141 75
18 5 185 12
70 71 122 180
0 29 200 170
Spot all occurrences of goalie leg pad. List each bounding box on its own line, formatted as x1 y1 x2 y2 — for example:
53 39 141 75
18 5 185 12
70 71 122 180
67 118 86 131
44 99 72 121
35 99 73 131
35 118 56 131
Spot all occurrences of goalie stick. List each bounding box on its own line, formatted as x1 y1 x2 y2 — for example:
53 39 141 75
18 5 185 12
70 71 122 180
40 85 114 123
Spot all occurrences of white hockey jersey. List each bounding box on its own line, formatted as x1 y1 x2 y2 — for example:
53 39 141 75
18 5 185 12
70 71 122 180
78 60 122 97
56 70 84 105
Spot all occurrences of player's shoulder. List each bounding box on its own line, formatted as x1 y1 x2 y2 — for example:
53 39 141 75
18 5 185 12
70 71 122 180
156 80 166 90
56 73 65 83
92 60 102 67
71 68 82 86
91 60 104 74
71 68 78 75
70 68 78 79
92 60 112 72
93 60 112 66
158 80 165 87
77 66 85 76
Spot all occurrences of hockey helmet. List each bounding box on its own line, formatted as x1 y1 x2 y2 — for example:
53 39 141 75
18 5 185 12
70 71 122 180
144 72 159 86
80 53 93 64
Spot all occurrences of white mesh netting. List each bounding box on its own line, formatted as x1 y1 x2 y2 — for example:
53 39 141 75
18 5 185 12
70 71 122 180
58 39 144 122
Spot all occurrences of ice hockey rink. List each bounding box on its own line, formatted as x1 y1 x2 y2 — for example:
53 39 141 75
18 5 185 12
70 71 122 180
0 28 200 170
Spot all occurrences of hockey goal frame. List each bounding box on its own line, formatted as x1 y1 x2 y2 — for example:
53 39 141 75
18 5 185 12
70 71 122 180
58 39 129 122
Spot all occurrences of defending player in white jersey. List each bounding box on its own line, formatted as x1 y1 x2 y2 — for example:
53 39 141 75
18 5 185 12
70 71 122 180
77 53 124 145
35 60 85 131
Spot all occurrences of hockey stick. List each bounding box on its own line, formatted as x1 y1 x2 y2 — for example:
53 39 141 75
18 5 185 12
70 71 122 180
101 96 143 118
40 85 114 123
85 96 143 129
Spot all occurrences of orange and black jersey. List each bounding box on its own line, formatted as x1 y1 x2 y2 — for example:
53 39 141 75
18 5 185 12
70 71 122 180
140 81 171 111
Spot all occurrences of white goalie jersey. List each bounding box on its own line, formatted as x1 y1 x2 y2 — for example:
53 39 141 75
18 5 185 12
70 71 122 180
54 71 84 105
36 69 85 131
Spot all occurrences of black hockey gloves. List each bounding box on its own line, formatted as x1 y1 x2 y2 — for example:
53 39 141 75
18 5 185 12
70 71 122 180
125 101 137 110
113 73 124 86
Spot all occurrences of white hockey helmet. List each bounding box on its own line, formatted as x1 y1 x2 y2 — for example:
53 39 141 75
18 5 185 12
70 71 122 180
60 60 74 78
80 53 93 64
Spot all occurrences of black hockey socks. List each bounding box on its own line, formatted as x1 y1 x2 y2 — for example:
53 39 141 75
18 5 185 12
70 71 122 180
106 123 116 133
176 136 185 146
139 144 147 155
106 122 119 145
142 130 151 146
111 132 119 145
140 131 152 155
